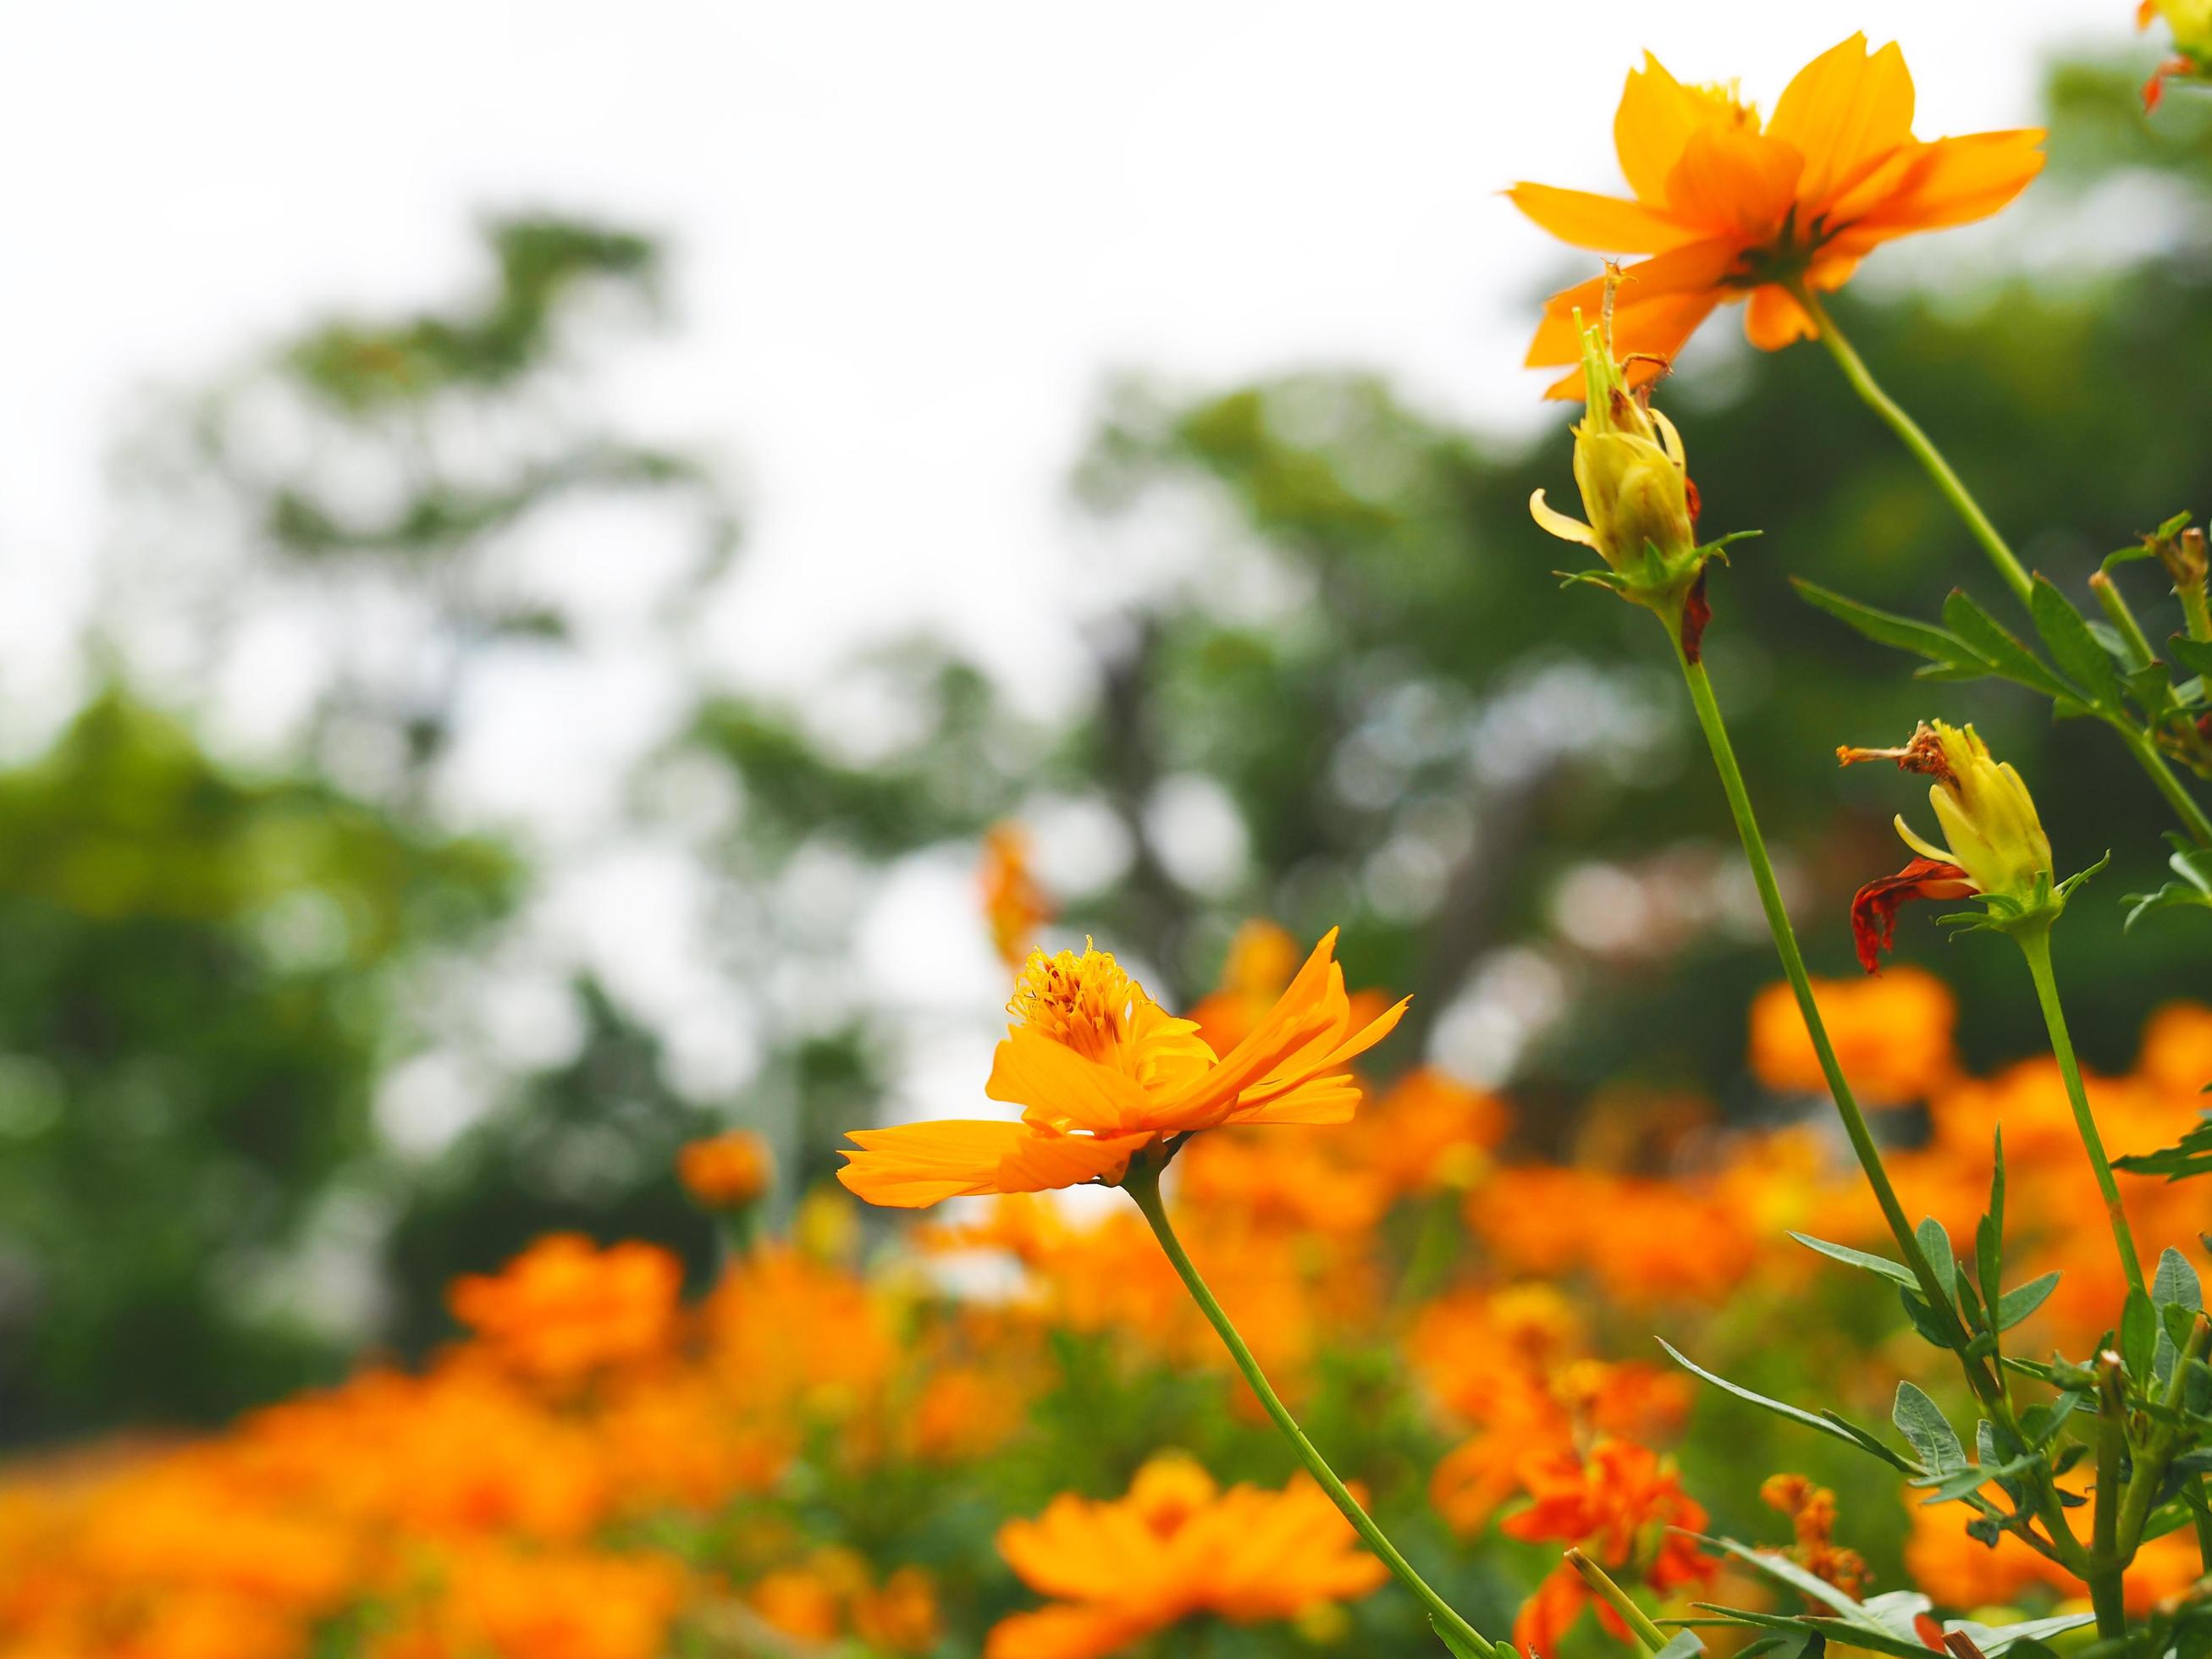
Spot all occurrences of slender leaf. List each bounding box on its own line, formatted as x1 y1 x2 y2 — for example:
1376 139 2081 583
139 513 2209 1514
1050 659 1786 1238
1917 1216 1958 1306
2123 1287 2157 1380
1658 1340 1917 1471
1996 1272 2062 1331
2113 1116 2212 1180
1942 590 2079 701
1795 579 1975 664
1790 1231 1918 1288
2030 576 2126 710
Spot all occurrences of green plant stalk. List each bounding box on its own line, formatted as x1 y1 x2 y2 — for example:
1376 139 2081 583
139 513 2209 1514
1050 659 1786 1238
2180 576 2212 646
2013 926 2146 1303
2115 721 2212 847
1671 633 2093 1574
1567 1548 1670 1653
1123 1162 1498 1659
2115 1318 2212 1560
1794 287 2212 849
1793 287 2031 606
2090 573 2159 673
1673 641 1979 1360
2091 1357 2128 1642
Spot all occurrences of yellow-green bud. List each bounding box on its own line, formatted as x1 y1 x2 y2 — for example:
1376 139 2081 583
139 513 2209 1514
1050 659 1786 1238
2152 0 2212 59
1530 312 1696 581
1843 721 2055 906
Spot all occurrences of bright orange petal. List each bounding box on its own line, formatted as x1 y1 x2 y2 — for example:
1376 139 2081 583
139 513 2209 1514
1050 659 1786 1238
1526 237 1742 365
1767 35 1917 212
837 1119 1149 1208
985 1028 1155 1133
1832 129 2046 245
1663 126 1804 237
1613 52 1753 207
984 1606 1156 1659
1505 182 1693 253
1743 283 1816 350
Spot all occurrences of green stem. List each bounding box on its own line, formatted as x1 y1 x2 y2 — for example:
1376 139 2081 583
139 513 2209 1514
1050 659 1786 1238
1674 647 1975 1355
2180 576 2212 646
2090 573 2158 673
1795 287 2032 606
2091 1356 2129 1642
1567 1549 1670 1653
2115 721 2212 848
2013 926 2147 1303
1123 1162 1498 1659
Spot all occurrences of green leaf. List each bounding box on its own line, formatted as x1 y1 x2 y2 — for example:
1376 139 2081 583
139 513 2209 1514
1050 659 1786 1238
1431 1618 1496 1659
2030 576 2126 711
2155 1246 2203 1313
2125 844 2212 930
1658 1340 1917 1471
2114 1116 2212 1180
2171 635 2212 678
1944 1613 2096 1655
1686 1607 1931 1659
1942 590 2079 701
1697 1536 1864 1618
1914 1452 2041 1504
1651 1633 1707 1659
1917 1216 1958 1306
1789 1231 1919 1287
1978 1129 2006 1312
1894 1381 1966 1474
1996 1272 2062 1331
1795 579 1974 664
2124 1287 2158 1380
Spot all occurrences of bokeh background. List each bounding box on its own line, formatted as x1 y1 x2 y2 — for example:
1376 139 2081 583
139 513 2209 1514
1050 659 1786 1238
5 4 2212 1653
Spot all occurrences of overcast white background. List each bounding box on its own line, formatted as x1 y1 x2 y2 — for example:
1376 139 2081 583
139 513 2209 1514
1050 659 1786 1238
0 3 2132 1151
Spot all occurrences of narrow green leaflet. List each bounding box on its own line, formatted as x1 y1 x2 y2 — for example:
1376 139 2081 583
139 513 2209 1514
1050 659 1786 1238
2171 634 2212 678
1917 1216 1958 1306
1431 1618 1495 1659
1893 1381 1966 1474
1995 1271 2062 1331
1793 579 1978 665
1696 1536 1864 1619
2153 1247 2202 1382
1788 1231 1918 1287
1944 1613 2096 1655
1687 1607 1933 1659
2123 1287 2157 1381
2126 842 2212 929
2029 576 2126 711
1942 590 2080 702
2113 1116 2212 1181
1651 1632 1707 1659
1658 1340 1917 1472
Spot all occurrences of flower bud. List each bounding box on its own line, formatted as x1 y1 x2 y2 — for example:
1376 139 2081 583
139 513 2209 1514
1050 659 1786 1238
1840 721 2060 967
1530 309 1697 581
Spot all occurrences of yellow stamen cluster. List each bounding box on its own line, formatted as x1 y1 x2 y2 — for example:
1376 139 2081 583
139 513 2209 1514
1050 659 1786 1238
1008 943 1150 1066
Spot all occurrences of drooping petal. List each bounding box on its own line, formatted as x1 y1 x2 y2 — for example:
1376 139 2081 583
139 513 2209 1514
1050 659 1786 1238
1663 126 1805 238
1613 52 1755 207
1848 857 1975 974
1743 283 1818 350
1505 181 1695 253
985 1028 1156 1133
837 1119 1150 1208
1530 488 1598 547
1766 35 1917 213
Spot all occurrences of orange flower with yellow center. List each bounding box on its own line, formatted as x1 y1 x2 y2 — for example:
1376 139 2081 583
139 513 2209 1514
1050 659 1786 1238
984 1453 1389 1659
836 930 1406 1209
1512 34 2044 397
678 1130 775 1210
447 1235 682 1385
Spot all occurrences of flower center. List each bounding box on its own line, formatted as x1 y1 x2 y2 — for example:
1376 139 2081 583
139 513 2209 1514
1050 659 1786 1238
1008 945 1150 1065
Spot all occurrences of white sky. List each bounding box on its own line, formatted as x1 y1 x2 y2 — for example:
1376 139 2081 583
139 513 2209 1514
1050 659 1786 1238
0 2 2134 1134
0 0 2110 720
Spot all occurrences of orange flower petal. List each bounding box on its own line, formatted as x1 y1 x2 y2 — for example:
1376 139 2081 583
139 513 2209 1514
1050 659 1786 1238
1743 283 1817 350
1663 125 1804 237
1766 34 1917 213
837 1120 1150 1208
1613 52 1753 207
1527 238 1742 365
1505 182 1693 253
985 1028 1156 1133
984 1605 1155 1659
1836 129 2046 244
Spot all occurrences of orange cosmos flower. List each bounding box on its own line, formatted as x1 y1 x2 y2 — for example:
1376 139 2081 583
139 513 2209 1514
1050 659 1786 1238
1746 967 1957 1106
448 1235 683 1385
980 822 1054 967
836 930 1406 1209
1503 1440 1714 1653
985 1453 1388 1659
1512 35 2044 397
678 1130 775 1210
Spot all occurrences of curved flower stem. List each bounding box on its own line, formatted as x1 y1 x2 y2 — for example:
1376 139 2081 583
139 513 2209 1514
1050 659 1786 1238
1671 641 1978 1354
1567 1549 1669 1653
1796 285 2212 848
1123 1162 1498 1659
2013 925 2147 1302
2091 1357 2129 1642
1792 286 2032 606
1669 636 2099 1572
